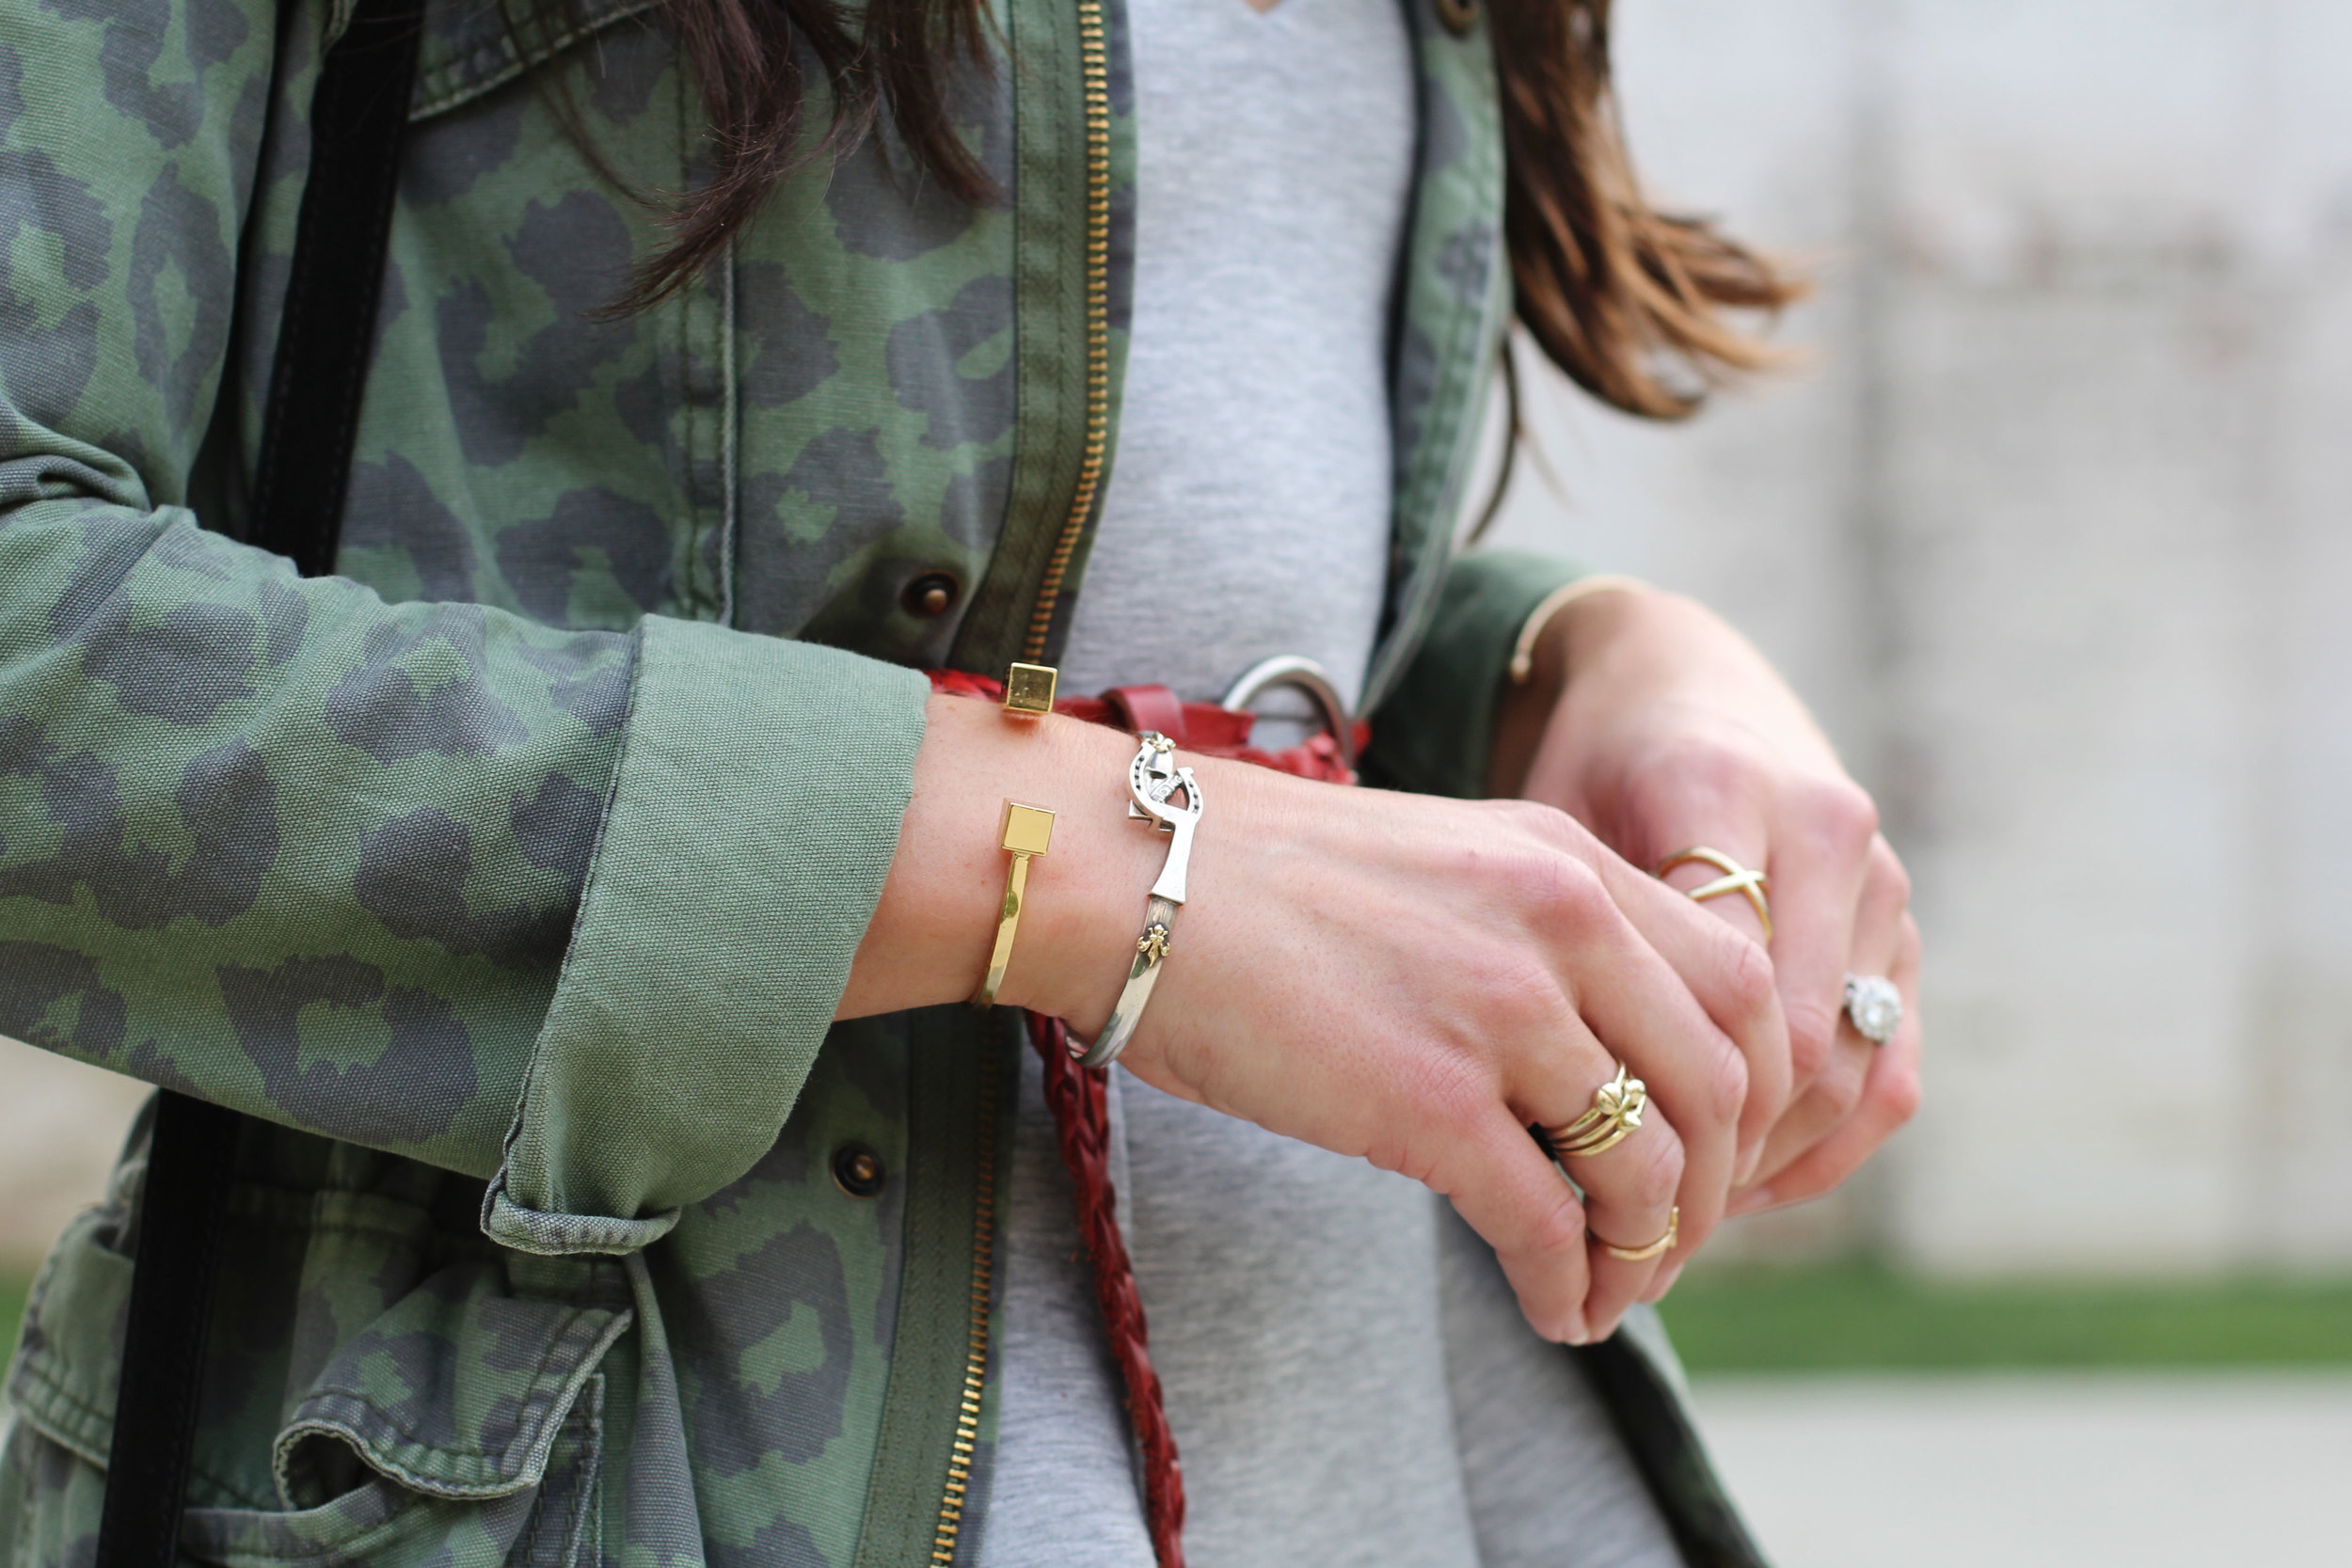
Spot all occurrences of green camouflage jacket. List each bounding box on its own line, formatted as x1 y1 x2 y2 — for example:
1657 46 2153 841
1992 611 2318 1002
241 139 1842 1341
0 0 1763 1563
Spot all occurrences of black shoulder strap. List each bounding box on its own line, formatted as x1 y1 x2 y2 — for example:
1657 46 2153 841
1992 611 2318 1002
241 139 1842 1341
94 8 421 1567
248 0 426 577
93 1093 246 1568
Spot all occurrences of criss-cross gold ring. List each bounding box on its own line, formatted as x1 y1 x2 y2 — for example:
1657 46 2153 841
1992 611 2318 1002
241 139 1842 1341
1656 847 1772 943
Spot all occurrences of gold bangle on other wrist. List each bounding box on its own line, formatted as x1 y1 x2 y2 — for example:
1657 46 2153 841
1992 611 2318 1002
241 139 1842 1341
1507 574 1652 686
972 799 1057 1009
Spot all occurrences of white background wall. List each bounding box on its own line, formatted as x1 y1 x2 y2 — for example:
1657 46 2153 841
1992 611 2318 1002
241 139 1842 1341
5 0 2350 1280
1490 0 2352 1275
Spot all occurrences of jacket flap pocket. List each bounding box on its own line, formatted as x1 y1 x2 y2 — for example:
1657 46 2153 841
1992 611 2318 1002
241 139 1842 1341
410 0 663 121
5 1204 131 1469
275 1262 631 1504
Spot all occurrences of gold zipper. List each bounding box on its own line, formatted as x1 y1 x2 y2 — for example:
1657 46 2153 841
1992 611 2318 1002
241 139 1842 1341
930 6 1109 1550
1020 0 1114 662
930 1050 1002 1565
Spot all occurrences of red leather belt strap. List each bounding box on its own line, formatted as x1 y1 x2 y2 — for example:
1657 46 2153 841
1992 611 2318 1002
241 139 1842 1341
925 670 1364 784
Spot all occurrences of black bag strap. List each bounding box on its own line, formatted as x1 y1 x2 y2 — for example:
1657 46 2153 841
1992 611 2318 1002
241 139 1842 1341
94 1094 246 1568
249 0 425 577
94 8 420 1566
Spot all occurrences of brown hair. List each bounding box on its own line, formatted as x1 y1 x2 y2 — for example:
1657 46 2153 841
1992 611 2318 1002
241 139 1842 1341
581 0 996 315
593 0 1798 416
1490 0 1804 417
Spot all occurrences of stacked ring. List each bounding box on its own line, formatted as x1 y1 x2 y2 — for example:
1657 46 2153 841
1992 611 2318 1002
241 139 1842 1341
1542 1063 1648 1160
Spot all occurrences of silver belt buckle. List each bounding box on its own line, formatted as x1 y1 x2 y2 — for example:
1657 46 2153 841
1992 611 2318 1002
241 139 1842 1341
1219 655 1355 772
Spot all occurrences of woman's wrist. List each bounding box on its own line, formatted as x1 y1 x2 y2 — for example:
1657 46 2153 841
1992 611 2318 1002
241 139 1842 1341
1488 578 1659 798
837 692 1175 1027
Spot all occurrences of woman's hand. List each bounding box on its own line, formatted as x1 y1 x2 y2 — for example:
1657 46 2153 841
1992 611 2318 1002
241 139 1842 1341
1493 585 1923 1281
844 694 1787 1343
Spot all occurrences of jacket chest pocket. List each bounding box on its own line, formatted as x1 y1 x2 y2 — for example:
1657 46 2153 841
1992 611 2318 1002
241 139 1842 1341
5 1192 632 1568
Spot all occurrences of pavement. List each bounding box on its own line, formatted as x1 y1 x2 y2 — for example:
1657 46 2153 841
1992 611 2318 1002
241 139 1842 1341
1690 1370 2352 1568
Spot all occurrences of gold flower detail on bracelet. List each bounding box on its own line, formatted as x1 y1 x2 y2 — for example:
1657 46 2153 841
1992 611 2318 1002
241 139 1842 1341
1136 923 1171 964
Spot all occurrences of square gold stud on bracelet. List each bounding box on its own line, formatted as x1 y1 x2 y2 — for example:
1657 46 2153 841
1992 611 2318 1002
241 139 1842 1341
999 800 1057 857
1002 661 1057 718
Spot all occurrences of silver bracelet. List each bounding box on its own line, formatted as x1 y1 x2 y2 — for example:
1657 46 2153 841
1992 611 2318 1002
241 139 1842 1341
1071 731 1202 1069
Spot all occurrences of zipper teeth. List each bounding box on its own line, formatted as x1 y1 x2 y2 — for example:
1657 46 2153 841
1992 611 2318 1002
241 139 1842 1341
930 1055 1002 1566
1021 0 1114 662
934 4 1108 1544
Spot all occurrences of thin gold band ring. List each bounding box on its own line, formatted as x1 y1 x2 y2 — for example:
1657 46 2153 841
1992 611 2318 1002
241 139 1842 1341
1597 1206 1679 1262
1656 847 1772 942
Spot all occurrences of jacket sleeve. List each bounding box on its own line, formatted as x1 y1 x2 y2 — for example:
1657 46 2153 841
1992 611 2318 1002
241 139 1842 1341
0 0 927 1254
1361 547 1587 800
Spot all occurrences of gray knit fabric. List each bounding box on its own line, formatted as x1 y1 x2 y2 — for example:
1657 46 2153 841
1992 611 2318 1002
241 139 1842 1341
1052 0 1404 736
976 0 1682 1562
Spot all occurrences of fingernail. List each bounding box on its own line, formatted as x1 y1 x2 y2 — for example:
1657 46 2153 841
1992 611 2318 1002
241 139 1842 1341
1565 1318 1591 1346
1735 1141 1763 1185
1642 1262 1685 1303
1728 1185 1775 1217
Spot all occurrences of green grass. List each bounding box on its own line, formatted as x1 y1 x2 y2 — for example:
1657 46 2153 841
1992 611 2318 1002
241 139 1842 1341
1661 1260 2352 1373
4 1262 2344 1379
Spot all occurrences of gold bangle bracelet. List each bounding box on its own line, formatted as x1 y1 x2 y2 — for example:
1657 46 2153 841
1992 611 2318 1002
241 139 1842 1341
1507 574 1653 685
971 800 1056 1009
970 662 1061 1008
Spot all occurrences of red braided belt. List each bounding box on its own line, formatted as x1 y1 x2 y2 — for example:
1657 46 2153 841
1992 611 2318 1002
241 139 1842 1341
928 669 1364 784
926 672 1367 1568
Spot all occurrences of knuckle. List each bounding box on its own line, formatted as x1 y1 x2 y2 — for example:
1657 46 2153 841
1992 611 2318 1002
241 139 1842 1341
1661 732 1768 805
1784 994 1839 1078
1718 925 1777 1023
1802 778 1881 848
1880 1059 1925 1127
1869 840 1915 910
1818 1059 1867 1123
1623 1130 1686 1209
1703 1042 1750 1128
1473 951 1570 1046
1522 848 1611 931
1520 1186 1590 1258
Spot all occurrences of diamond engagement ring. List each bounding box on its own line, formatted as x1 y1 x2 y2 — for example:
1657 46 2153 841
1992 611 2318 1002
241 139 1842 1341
1842 974 1902 1045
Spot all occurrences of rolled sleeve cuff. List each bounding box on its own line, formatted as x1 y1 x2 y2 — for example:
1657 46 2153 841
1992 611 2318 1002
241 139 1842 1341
484 618 929 1256
1362 548 1586 800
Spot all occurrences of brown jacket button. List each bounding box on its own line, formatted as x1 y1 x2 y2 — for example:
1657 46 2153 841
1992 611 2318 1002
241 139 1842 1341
902 572 960 618
832 1143 886 1198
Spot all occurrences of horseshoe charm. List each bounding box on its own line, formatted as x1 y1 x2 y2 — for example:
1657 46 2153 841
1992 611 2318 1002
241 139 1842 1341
1126 731 1203 905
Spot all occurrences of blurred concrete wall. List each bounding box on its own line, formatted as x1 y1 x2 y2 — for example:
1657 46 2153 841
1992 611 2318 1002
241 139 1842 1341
0 1039 148 1271
6 0 2349 1281
1491 0 2352 1275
